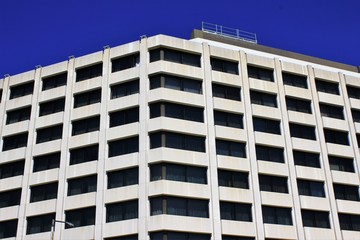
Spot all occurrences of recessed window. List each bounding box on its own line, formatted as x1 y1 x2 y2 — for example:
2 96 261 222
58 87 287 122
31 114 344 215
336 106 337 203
293 150 320 168
6 106 31 124
216 139 246 158
297 179 325 197
289 123 316 140
74 89 101 108
302 210 330 228
351 109 360 122
214 110 243 129
39 98 65 116
33 152 60 172
106 199 138 222
253 117 281 135
220 201 252 221
150 74 202 94
111 79 139 99
36 125 63 144
248 65 274 82
108 136 139 157
218 169 249 189
347 85 360 99
30 182 58 203
0 219 18 238
210 58 239 75
68 175 97 196
70 144 98 165
105 235 138 240
256 145 284 163
109 107 139 128
212 83 241 101
250 90 277 107
26 213 55 234
328 155 354 172
339 213 360 231
3 132 28 151
282 72 307 88
333 183 359 201
76 63 102 82
222 236 255 240
42 72 67 91
0 160 24 179
0 189 21 208
150 48 201 67
112 53 139 72
150 102 203 122
107 167 138 189
323 129 349 145
65 207 95 228
259 174 288 193
320 103 344 119
316 79 339 95
10 81 34 99
72 116 100 136
150 231 210 240
286 97 311 114
262 206 292 225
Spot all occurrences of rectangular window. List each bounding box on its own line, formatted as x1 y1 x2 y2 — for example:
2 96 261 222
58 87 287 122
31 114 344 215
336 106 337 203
112 53 139 72
250 90 277 107
105 235 138 240
220 202 252 222
293 150 320 168
316 79 339 95
110 107 139 128
328 155 354 172
76 63 102 82
150 196 209 218
111 79 139 99
282 72 307 88
218 169 248 189
333 183 359 201
3 132 28 151
30 182 58 202
351 109 360 122
150 163 207 184
259 174 288 193
108 167 139 189
324 129 349 145
347 85 360 99
72 116 100 136
214 110 243 129
289 123 316 140
253 117 281 135
39 98 65 116
68 175 97 196
106 199 138 222
248 65 274 82
108 136 139 158
297 179 325 197
286 97 311 114
262 206 292 225
339 213 360 231
26 213 55 234
0 219 17 238
0 189 21 208
150 48 201 67
302 210 330 228
70 144 98 165
320 103 344 119
150 102 203 122
74 89 101 108
210 58 239 75
36 125 63 144
150 231 210 240
10 81 34 99
0 160 24 179
150 74 202 94
65 207 95 228
33 152 60 172
256 145 284 163
222 236 255 240
6 106 31 124
42 72 67 91
216 139 246 158
212 83 241 101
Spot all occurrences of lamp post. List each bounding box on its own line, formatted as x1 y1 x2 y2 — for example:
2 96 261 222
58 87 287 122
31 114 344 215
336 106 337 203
50 219 74 240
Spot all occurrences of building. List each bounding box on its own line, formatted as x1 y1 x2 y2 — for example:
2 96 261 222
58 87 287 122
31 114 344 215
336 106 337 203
0 25 360 240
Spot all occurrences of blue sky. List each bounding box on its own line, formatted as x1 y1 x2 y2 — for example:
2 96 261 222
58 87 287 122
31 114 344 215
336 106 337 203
1 0 359 77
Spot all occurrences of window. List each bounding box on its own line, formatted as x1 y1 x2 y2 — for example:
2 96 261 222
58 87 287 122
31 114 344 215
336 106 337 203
39 98 65 116
262 206 292 225
286 97 311 113
220 202 252 221
259 175 288 193
339 213 360 231
256 145 284 163
222 236 255 240
0 90 2 102
297 179 325 197
333 183 359 201
150 102 203 122
112 53 139 72
68 175 97 196
329 155 354 172
212 83 241 101
65 207 95 228
323 129 349 145
150 48 201 67
30 182 58 203
347 85 360 99
74 89 101 108
282 72 308 88
218 169 248 189
289 123 316 140
253 117 281 135
214 110 243 129
293 150 320 168
250 90 277 107
36 125 63 144
33 152 60 172
42 72 67 90
150 132 205 152
6 106 31 124
0 219 17 238
0 160 24 179
26 213 55 234
72 116 100 136
316 79 339 95
110 107 139 127
150 196 208 218
216 139 246 158
352 109 360 122
3 132 28 151
150 163 207 184
320 103 344 119
105 235 138 240
301 210 330 228
150 231 210 240
111 79 139 99
210 58 239 75
106 199 138 222
248 65 274 82
150 74 202 94
76 63 102 82
70 144 98 165
108 136 139 157
108 167 138 189
0 189 21 208
10 81 34 99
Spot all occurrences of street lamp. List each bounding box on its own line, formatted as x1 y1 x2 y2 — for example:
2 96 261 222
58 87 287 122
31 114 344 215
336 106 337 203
51 219 74 240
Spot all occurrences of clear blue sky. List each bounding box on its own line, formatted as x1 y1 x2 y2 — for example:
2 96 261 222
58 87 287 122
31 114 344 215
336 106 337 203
1 0 359 77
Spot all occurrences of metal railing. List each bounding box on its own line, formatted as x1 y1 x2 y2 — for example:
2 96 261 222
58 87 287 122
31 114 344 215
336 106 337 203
201 22 257 44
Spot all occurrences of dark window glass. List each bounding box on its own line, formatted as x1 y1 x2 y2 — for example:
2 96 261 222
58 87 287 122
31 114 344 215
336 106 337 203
39 98 65 116
150 74 202 94
72 116 100 136
30 182 58 202
324 129 349 145
302 210 330 228
74 89 101 108
149 48 201 67
150 132 205 153
70 145 98 165
289 123 316 140
248 65 274 82
3 132 28 151
316 79 339 95
253 117 281 135
0 160 24 179
68 175 97 196
212 83 241 101
282 72 308 88
108 136 139 157
210 58 239 75
220 202 252 221
347 85 360 99
33 152 60 172
218 169 248 189
106 199 138 222
216 139 246 158
329 155 354 172
26 213 55 234
150 231 210 240
0 90 2 102
42 72 67 91
111 79 139 99
333 183 359 201
110 107 139 127
256 145 284 163
214 110 243 129
76 63 102 82
105 235 138 240
36 125 63 144
0 189 21 208
108 167 139 189
293 150 320 168
150 163 207 184
222 236 255 240
65 207 95 228
320 103 344 119
112 53 139 72
297 179 325 197
0 219 17 238
250 90 277 107
339 213 360 231
6 106 31 124
352 109 360 122
286 97 311 114
259 175 288 193
150 102 203 122
262 206 292 225
10 81 34 99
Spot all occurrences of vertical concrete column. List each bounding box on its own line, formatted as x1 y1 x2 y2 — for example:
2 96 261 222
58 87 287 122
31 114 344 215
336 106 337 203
0 75 10 139
239 51 264 239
